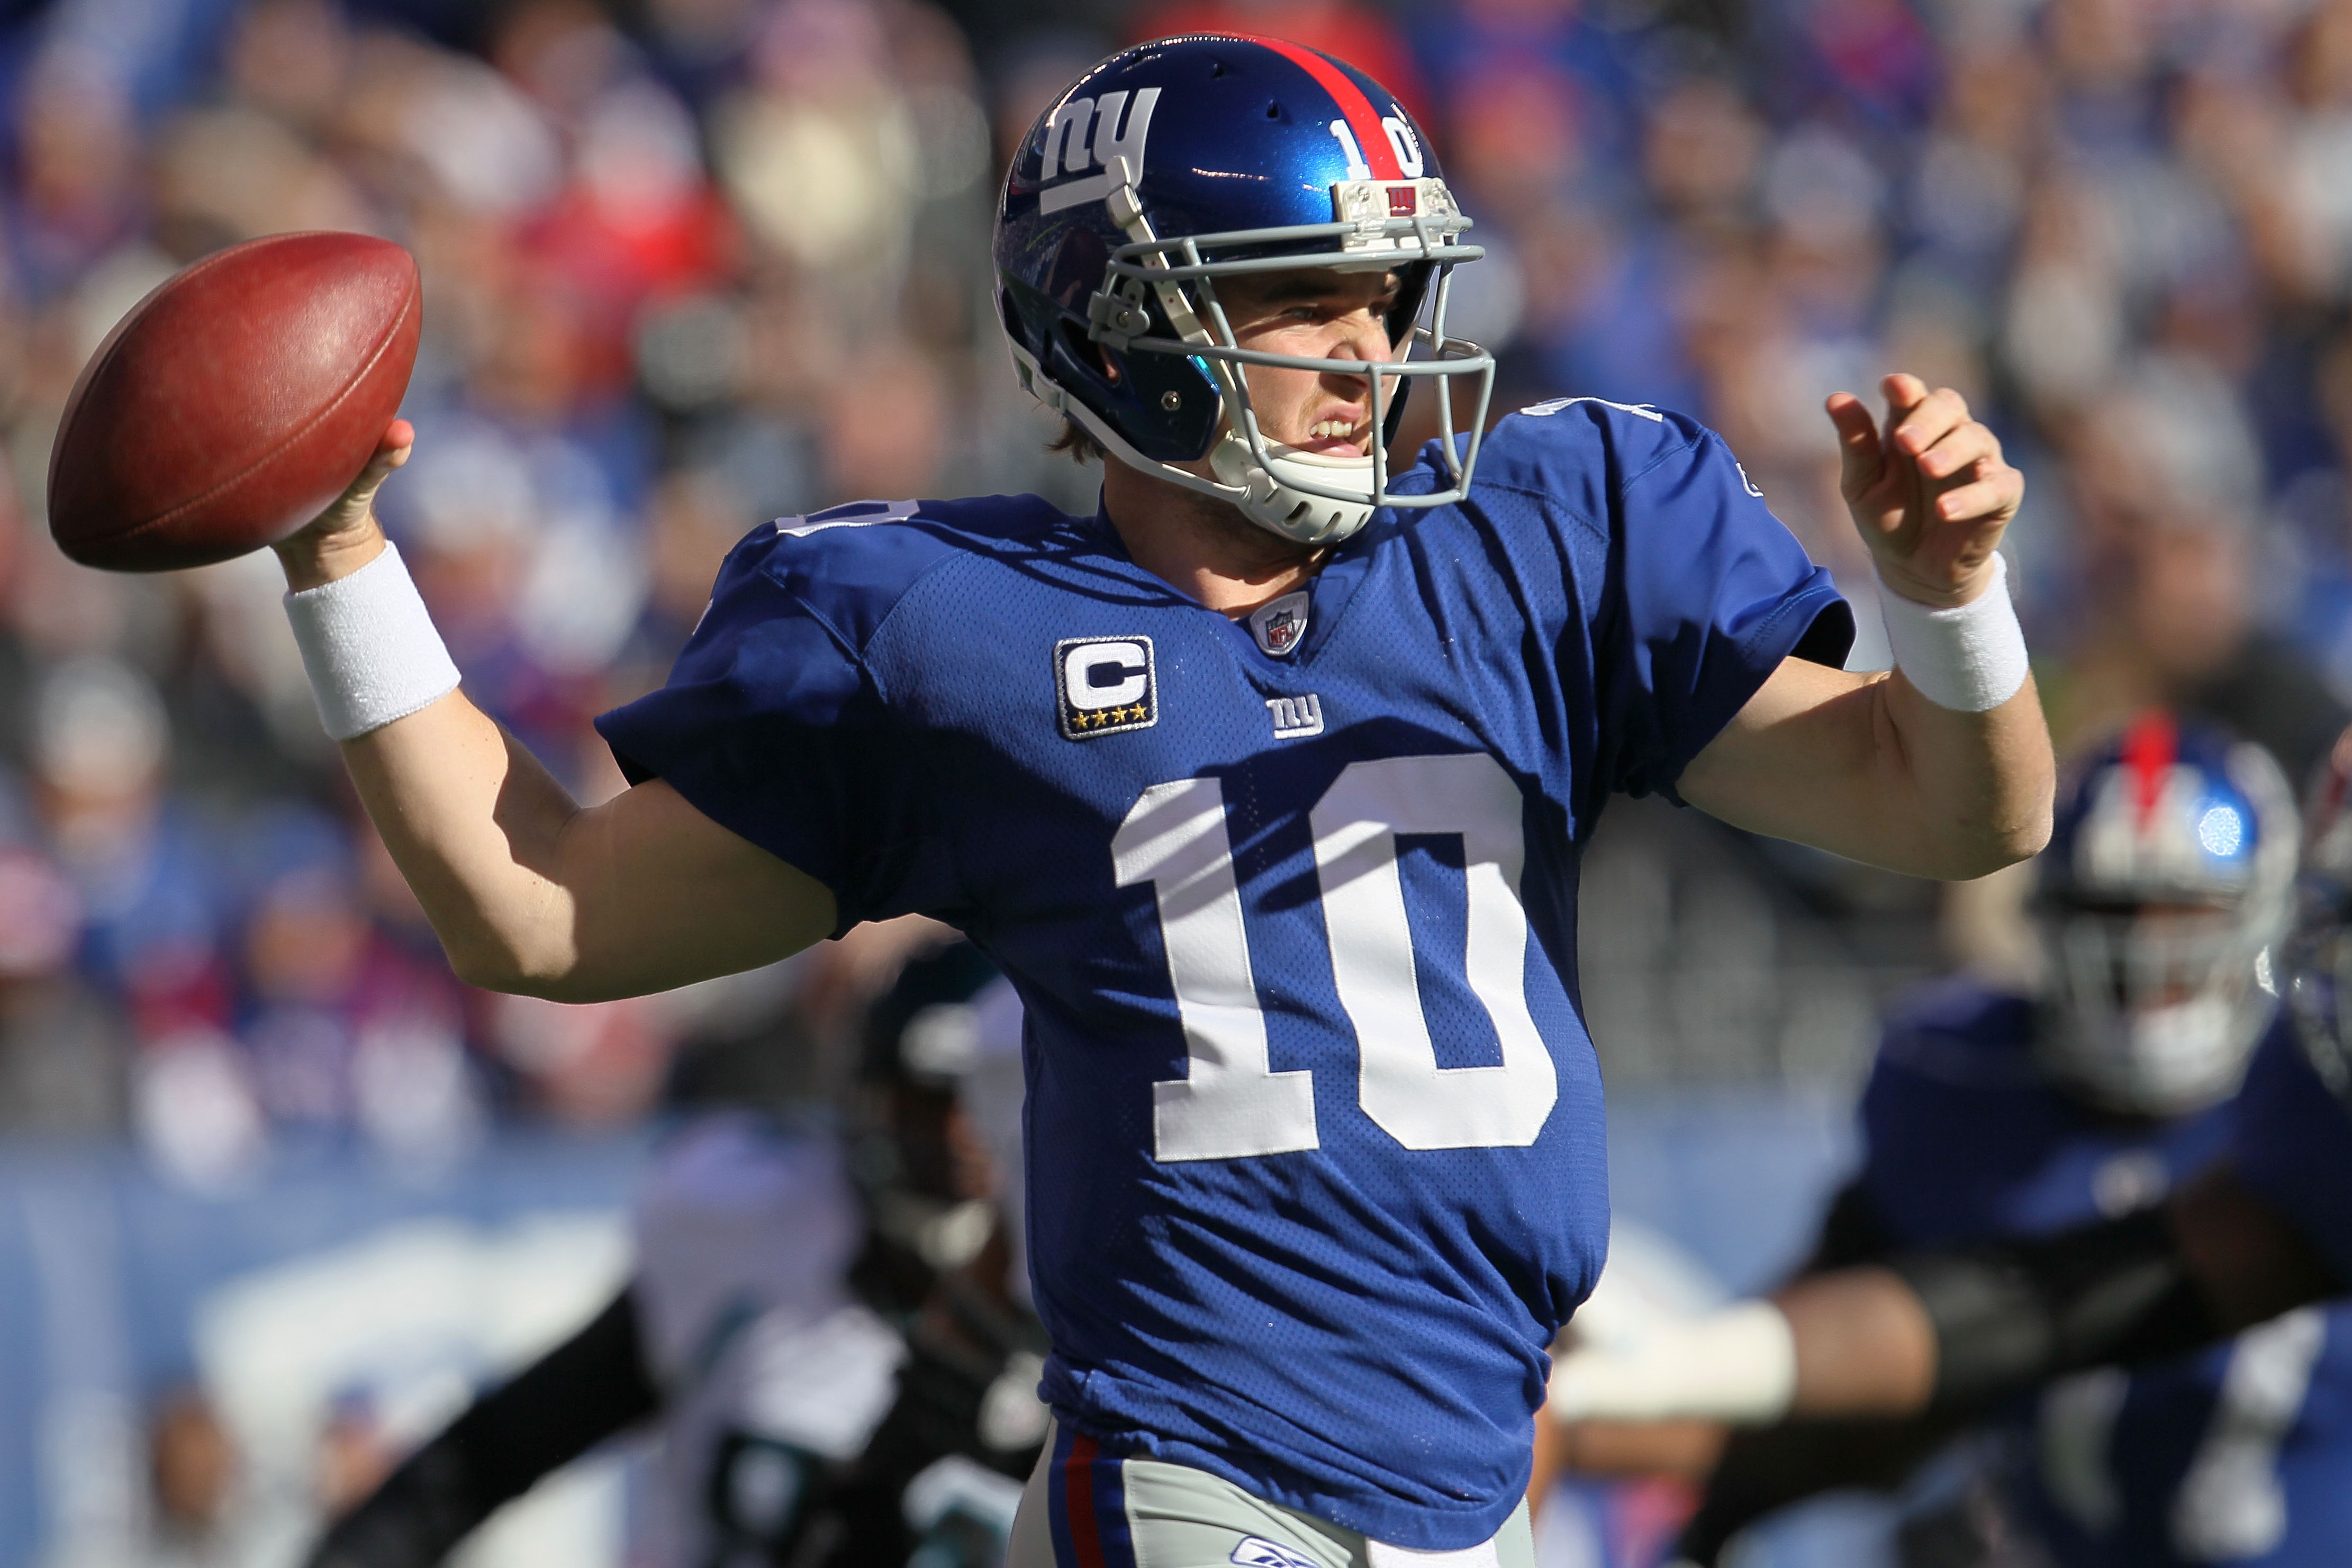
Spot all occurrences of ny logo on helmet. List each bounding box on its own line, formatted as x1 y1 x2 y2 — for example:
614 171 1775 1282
1039 88 1162 214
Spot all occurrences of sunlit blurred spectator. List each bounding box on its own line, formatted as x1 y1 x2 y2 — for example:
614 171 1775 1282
0 843 128 1135
2055 357 2347 776
821 334 948 502
33 657 235 1038
236 806 484 1164
487 992 674 1127
1129 0 1427 121
7 52 144 306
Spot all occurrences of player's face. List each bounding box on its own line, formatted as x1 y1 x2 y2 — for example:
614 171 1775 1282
1209 267 1403 457
2075 901 2243 1010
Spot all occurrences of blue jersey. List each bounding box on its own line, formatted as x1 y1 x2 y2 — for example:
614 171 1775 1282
1855 983 2352 1567
596 402 1847 1548
2236 1019 2352 1291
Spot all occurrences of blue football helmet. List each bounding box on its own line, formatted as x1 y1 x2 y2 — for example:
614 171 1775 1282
992 34 1496 547
2036 713 2296 1114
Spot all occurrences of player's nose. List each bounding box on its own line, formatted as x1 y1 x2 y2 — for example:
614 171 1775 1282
1319 313 1398 405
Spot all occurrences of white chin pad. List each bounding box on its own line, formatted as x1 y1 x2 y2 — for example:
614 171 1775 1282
1210 431 1377 546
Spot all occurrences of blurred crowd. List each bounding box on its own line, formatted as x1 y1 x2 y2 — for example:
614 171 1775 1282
0 0 1099 1175
0 0 2350 1162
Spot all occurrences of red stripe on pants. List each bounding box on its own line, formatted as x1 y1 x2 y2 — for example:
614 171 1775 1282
1064 1433 1108 1568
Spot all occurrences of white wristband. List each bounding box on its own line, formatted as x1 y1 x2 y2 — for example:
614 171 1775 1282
1876 552 2029 713
283 540 462 740
1546 1299 1797 1426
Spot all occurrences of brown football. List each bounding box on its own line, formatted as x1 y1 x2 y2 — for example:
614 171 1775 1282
47 231 422 572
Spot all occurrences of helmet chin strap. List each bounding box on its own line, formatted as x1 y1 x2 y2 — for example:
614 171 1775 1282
1208 430 1376 547
1012 335 1390 551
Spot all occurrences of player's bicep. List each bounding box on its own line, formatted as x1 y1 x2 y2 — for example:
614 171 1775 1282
555 778 838 1000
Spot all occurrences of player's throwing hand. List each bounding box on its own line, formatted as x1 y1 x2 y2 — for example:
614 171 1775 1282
1829 372 2021 610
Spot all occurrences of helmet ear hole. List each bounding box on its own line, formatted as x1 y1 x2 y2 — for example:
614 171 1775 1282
1057 320 1110 380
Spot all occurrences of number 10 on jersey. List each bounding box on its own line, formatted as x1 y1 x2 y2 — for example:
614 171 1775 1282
1112 752 1559 1161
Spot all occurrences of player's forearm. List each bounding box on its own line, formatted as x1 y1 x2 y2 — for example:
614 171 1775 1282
337 695 600 995
1771 1267 1939 1417
1870 665 2053 878
282 523 833 1000
275 521 598 992
1681 660 2052 881
343 713 836 1000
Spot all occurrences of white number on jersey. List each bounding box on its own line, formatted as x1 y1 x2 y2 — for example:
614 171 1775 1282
1116 753 1558 1161
2039 1308 2328 1560
2172 1307 2327 1560
1113 777 1319 1162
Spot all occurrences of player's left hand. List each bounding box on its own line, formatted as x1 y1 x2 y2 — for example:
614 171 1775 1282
1828 373 2020 609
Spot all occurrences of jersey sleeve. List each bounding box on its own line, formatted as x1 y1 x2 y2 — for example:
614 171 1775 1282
594 527 943 931
2231 1021 2352 1290
1599 416 1852 800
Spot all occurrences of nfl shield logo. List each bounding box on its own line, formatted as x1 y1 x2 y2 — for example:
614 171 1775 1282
1248 590 1309 657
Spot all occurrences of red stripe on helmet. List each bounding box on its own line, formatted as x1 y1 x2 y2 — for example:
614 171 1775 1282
1233 34 1405 180
2122 710 2178 832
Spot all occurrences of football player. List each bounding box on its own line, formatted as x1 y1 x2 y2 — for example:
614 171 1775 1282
1550 725 2352 1565
303 944 1045 1568
265 35 2050 1564
1547 715 2352 1566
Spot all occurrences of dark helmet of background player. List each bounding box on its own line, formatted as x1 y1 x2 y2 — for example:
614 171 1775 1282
854 940 1008 1287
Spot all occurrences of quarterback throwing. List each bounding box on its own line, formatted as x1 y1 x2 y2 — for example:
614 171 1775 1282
269 35 2052 1568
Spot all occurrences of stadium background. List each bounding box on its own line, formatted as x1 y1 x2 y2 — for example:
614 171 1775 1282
0 0 2335 1563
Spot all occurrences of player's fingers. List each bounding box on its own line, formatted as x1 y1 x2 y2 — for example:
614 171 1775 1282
1889 386 1970 459
1880 371 1931 414
1932 465 2023 524
1826 392 1881 495
350 422 413 486
1915 420 2001 482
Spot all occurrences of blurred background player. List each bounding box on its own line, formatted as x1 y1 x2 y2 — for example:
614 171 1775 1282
305 936 1045 1568
1548 720 2352 1567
